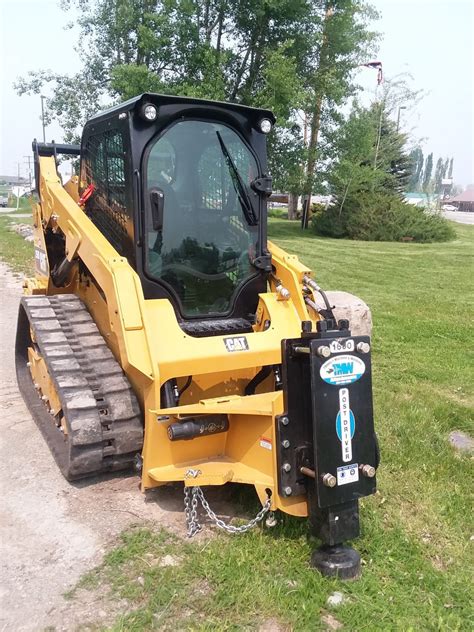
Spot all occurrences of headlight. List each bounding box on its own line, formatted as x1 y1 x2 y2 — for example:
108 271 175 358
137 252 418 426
140 103 158 122
258 118 273 134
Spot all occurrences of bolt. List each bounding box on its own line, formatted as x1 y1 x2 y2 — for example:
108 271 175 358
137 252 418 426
284 486 292 496
360 464 376 478
294 346 310 354
34 383 40 390
280 416 289 426
300 466 316 479
322 473 337 488
282 439 290 448
282 462 291 473
26 362 31 367
317 345 331 358
41 395 48 401
357 341 371 354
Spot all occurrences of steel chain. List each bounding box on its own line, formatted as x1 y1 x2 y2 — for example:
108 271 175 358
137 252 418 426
184 485 271 537
184 486 202 537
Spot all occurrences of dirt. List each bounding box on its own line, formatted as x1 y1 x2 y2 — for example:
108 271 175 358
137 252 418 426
0 262 189 631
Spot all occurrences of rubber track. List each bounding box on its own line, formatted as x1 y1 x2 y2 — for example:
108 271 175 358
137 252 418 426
16 294 143 480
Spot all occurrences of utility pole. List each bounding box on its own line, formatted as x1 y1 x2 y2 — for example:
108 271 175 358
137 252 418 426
15 162 21 210
40 95 47 142
23 155 32 189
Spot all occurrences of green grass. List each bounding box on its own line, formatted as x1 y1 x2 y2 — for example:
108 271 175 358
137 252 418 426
2 216 472 629
6 194 33 210
63 219 473 631
0 215 34 274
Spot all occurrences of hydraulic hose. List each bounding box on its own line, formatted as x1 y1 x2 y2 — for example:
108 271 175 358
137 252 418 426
303 275 336 321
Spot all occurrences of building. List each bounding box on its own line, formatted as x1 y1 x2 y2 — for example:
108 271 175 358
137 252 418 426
0 175 29 186
444 189 474 213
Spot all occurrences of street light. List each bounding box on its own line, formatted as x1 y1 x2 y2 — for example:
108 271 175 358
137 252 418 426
40 95 47 142
396 105 407 132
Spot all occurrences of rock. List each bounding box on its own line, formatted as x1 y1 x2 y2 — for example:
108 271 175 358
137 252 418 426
326 591 346 607
321 612 343 630
137 576 145 586
10 223 34 241
258 618 288 632
449 431 474 454
159 554 180 567
313 291 372 337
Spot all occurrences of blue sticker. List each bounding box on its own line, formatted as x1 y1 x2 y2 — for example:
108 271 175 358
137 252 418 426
336 409 355 441
337 388 355 462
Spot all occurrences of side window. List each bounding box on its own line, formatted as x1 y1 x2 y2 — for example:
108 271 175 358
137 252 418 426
148 137 176 187
81 130 129 255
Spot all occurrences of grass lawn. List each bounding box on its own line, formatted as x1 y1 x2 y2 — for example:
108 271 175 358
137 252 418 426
1 218 473 630
0 215 34 274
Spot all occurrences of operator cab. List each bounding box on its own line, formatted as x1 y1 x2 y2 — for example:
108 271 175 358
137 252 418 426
79 94 275 336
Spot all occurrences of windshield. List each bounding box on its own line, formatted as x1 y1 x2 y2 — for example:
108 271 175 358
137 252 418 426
145 120 259 317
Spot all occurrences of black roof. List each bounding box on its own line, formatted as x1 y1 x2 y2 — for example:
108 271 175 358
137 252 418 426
87 93 276 125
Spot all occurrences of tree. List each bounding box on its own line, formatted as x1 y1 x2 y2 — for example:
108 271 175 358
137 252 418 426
268 125 307 219
407 147 423 191
422 152 433 192
16 0 312 141
329 99 411 206
16 0 383 211
300 0 380 227
309 95 456 243
434 157 444 194
448 157 454 178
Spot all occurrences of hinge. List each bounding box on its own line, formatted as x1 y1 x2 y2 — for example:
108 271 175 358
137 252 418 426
251 175 273 196
252 253 272 272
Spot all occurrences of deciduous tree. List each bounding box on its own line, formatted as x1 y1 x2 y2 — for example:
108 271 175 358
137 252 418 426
422 152 433 192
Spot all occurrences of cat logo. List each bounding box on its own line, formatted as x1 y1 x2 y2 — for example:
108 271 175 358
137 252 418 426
224 336 249 352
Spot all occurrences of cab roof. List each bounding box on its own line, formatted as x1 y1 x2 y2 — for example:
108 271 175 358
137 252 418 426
87 93 276 125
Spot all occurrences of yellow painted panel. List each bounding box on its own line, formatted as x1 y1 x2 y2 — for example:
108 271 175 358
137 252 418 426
113 265 144 331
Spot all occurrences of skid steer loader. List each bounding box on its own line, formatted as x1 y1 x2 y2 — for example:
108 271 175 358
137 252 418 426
16 94 378 578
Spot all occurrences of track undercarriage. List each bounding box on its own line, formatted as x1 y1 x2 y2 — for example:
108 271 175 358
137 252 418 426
16 294 143 480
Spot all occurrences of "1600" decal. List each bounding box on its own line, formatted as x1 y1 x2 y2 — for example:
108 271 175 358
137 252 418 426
320 354 365 386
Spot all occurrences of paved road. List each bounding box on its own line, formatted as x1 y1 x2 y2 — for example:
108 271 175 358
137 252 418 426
0 207 31 218
442 210 474 225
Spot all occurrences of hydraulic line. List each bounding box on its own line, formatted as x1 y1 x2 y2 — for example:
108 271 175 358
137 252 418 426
245 365 273 396
179 376 192 397
303 275 336 321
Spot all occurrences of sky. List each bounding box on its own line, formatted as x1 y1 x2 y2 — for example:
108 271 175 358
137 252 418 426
0 0 473 186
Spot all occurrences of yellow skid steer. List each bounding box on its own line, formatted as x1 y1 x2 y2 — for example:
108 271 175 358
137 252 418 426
16 94 378 578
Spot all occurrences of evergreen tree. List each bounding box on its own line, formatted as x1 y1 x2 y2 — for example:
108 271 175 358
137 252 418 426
311 97 454 242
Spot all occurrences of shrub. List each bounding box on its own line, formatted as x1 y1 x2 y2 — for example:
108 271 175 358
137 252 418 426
312 193 455 242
